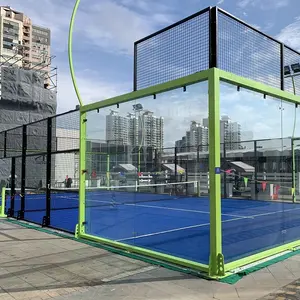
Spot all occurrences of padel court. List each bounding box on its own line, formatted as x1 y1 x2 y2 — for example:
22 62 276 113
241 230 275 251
3 185 300 265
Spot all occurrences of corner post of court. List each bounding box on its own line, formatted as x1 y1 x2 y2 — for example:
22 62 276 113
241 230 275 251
208 68 224 277
77 111 87 237
45 117 52 226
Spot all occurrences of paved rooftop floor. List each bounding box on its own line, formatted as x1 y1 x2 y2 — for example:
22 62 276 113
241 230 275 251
0 219 300 300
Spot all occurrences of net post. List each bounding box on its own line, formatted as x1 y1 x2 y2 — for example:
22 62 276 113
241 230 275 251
254 140 258 201
45 117 52 226
78 111 87 236
208 68 224 277
223 142 227 198
0 187 7 218
20 124 27 220
174 147 178 183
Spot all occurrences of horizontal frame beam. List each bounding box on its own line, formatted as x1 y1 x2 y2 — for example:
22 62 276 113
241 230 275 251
79 232 209 273
219 69 300 104
80 70 210 113
225 240 300 271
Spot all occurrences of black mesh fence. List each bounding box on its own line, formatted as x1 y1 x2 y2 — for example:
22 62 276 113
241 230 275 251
52 111 80 152
284 46 300 95
218 11 282 89
0 109 80 232
134 7 300 93
0 132 4 159
134 9 210 90
27 119 48 155
6 127 23 157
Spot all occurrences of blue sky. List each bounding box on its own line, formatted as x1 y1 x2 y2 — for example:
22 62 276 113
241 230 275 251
8 0 300 144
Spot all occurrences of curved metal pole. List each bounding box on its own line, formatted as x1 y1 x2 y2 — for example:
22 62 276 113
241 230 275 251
68 0 83 106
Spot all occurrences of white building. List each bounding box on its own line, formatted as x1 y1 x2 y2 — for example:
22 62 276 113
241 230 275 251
203 115 242 150
106 110 130 145
176 121 208 152
107 109 164 149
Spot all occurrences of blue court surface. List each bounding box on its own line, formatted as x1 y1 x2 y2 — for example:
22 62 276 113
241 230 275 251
2 190 300 264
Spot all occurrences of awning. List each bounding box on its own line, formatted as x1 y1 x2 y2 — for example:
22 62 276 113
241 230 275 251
228 161 255 173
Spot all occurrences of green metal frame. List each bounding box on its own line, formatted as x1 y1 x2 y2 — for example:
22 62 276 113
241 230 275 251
78 68 300 279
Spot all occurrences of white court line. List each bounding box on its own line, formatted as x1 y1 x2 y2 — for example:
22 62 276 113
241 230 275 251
117 206 300 242
126 203 251 219
117 217 245 242
244 206 300 219
55 194 300 221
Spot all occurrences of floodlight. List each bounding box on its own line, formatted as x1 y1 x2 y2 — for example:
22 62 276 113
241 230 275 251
133 103 143 111
284 65 291 76
291 63 300 73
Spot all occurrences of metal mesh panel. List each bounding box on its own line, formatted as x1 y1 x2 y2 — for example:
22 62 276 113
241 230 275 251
135 10 209 90
218 11 281 89
14 157 22 218
0 132 4 159
27 119 48 155
6 127 23 157
284 46 300 95
50 151 79 232
52 111 80 152
24 155 47 224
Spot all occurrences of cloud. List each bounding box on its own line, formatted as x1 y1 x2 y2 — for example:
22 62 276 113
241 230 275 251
237 0 289 10
8 0 176 114
217 0 225 4
277 17 300 51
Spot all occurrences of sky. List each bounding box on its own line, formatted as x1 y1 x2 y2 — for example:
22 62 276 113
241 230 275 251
7 0 300 146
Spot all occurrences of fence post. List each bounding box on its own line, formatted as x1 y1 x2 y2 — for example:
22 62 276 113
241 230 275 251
44 117 52 226
208 68 224 277
19 125 27 220
209 6 218 68
280 43 285 91
8 157 16 217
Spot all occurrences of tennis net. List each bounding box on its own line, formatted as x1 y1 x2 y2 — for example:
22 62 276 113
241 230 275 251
1 181 200 211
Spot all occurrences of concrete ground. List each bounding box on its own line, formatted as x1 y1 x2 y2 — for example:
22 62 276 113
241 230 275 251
0 220 300 300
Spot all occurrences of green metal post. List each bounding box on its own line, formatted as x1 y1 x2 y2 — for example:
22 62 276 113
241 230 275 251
0 187 7 217
292 138 296 203
77 112 87 237
208 68 224 277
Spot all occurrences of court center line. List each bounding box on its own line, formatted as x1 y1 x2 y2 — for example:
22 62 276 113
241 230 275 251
117 217 246 242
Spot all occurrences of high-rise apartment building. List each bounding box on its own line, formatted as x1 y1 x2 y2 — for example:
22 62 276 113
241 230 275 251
106 110 164 149
176 121 208 153
203 115 242 150
106 110 130 145
0 6 51 82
